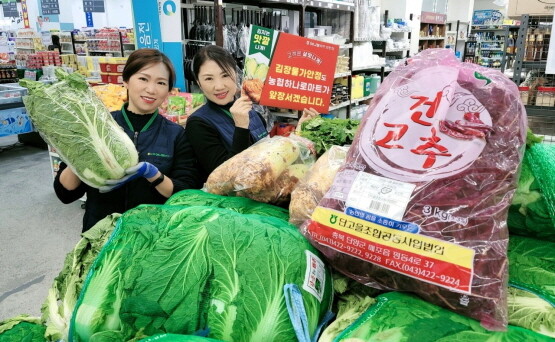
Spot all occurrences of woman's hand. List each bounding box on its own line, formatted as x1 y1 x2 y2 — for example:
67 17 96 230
230 95 252 129
296 107 320 132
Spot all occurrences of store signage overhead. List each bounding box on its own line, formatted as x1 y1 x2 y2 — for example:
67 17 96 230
421 11 447 25
83 0 104 13
2 1 18 18
41 0 59 15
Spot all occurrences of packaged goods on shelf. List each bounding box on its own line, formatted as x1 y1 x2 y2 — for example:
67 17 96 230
354 2 380 41
159 90 205 125
0 63 18 84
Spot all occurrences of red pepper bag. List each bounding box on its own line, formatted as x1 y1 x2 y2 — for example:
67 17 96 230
302 49 526 330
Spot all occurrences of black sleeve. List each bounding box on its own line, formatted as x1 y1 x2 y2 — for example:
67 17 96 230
186 117 252 175
169 130 204 193
53 162 87 204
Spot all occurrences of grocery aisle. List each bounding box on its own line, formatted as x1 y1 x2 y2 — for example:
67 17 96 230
0 136 82 320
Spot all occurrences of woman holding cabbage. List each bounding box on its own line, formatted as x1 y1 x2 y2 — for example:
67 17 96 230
54 49 201 232
185 45 319 183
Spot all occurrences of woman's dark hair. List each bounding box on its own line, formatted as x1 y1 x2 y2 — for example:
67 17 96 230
122 49 176 91
191 45 237 82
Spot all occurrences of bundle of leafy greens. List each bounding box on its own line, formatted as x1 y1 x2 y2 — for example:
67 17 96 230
19 68 138 188
69 203 333 341
508 235 555 338
508 131 555 241
300 117 360 156
0 315 45 342
41 214 120 341
335 292 552 341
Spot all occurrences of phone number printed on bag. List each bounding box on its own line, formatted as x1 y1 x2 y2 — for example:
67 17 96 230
308 207 475 293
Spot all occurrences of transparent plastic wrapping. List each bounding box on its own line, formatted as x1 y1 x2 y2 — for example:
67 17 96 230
205 135 316 204
289 145 348 227
302 49 527 330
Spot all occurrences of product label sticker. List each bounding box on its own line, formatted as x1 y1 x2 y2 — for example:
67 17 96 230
345 172 416 221
303 250 326 302
308 207 475 293
345 207 420 233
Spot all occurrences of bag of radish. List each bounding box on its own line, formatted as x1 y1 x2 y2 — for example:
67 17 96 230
302 49 527 330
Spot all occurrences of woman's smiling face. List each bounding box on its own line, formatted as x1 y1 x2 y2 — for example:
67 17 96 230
124 62 170 114
197 59 237 105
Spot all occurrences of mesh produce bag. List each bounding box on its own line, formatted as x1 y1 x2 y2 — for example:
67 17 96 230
302 49 527 330
69 202 333 341
508 143 555 242
335 292 552 341
166 189 289 221
507 235 555 338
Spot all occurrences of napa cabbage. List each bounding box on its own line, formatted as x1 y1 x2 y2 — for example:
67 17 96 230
508 235 555 338
19 69 138 188
70 203 332 341
41 214 120 341
335 292 552 341
0 316 45 342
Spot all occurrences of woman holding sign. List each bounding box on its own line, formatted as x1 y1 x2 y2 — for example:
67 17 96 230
186 45 319 182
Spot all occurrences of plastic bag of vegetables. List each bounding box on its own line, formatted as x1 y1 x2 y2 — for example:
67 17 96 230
303 49 526 330
205 135 316 204
20 68 138 188
289 145 348 227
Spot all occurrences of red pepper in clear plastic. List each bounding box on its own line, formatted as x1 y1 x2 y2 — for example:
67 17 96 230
302 49 527 330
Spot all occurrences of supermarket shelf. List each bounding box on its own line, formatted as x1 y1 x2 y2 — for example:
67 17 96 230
334 71 351 78
352 64 386 71
61 42 73 45
73 40 87 43
480 48 503 51
329 100 350 111
471 26 506 31
351 94 374 104
419 36 445 40
88 50 123 53
374 48 409 53
520 61 548 68
61 50 74 53
479 40 503 43
183 39 215 44
305 0 355 11
526 105 555 117
15 37 40 39
270 111 298 119
15 46 36 49
354 38 386 42
87 38 121 41
339 43 353 49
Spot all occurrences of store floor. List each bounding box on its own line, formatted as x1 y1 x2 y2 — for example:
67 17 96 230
0 136 83 321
